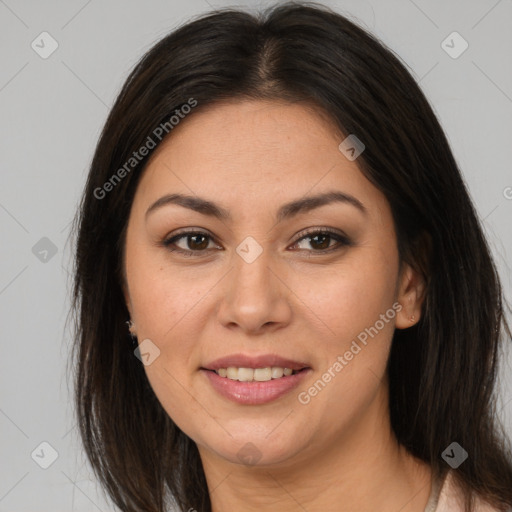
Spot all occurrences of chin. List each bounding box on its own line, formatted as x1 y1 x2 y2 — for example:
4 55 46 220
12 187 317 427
198 429 307 467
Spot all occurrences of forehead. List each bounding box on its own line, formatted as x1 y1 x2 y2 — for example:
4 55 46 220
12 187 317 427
133 99 389 223
149 99 341 169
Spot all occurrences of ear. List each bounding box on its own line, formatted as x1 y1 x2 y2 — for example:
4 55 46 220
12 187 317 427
395 262 426 329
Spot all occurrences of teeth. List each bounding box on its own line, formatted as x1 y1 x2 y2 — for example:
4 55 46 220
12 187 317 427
271 367 284 379
216 366 298 382
237 367 253 382
226 367 238 380
254 367 272 381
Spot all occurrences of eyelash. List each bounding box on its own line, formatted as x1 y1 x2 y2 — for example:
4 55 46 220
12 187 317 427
161 227 352 258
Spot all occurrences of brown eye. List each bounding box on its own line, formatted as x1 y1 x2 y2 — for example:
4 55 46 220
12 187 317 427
290 229 352 255
163 231 217 255
183 233 210 251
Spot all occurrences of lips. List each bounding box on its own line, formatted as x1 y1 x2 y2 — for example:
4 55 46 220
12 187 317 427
202 353 310 372
201 367 312 405
200 353 312 405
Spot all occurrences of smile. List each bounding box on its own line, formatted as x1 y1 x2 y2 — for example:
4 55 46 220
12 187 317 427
201 367 311 405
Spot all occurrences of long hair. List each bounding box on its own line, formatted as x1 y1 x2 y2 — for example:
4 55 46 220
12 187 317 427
69 2 512 511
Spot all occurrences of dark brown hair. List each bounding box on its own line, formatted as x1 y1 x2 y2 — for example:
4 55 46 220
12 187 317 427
69 2 512 511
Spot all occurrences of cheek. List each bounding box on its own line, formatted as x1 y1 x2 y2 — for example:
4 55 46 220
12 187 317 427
130 269 206 396
142 364 215 445
125 245 207 412
128 266 209 434
291 247 399 345
126 239 209 339
290 248 398 408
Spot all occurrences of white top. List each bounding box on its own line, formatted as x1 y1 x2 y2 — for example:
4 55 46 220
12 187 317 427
423 470 503 511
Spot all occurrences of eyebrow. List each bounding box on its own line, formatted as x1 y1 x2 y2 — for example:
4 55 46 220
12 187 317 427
145 190 367 223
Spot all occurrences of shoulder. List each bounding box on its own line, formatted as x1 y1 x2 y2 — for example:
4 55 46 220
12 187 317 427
436 470 504 512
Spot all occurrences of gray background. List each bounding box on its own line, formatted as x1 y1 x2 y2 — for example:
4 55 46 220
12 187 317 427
1 0 511 510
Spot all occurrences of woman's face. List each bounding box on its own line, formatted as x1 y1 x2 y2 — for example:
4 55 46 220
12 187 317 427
123 99 423 467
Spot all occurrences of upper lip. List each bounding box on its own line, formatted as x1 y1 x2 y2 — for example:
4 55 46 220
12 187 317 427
202 353 311 371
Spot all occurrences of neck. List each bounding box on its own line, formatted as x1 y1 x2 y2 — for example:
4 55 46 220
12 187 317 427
199 384 432 512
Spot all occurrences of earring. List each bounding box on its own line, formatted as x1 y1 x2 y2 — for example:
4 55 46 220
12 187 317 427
126 319 137 344
410 315 415 322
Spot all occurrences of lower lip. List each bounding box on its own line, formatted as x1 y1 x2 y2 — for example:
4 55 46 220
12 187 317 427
201 368 311 405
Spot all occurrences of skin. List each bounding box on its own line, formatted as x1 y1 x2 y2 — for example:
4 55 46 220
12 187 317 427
123 99 431 511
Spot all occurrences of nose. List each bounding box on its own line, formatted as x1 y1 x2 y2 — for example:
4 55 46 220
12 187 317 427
216 243 292 335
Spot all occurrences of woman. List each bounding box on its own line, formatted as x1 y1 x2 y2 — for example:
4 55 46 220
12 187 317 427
70 2 512 511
